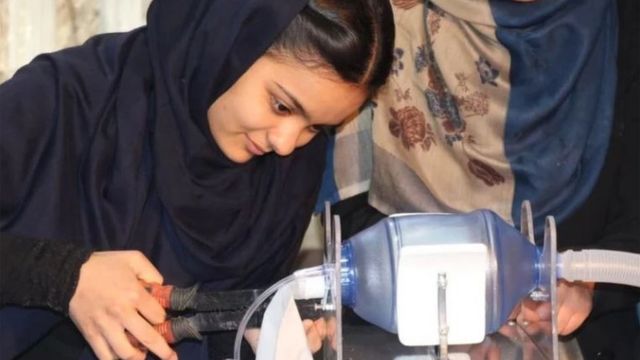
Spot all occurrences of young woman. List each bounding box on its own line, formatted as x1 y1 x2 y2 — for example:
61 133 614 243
0 0 394 359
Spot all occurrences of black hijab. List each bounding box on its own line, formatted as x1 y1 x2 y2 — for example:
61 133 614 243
0 0 325 357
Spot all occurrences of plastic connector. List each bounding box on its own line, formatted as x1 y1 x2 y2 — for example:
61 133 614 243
291 269 327 300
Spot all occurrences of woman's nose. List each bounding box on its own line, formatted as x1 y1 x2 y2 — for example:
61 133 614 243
267 121 303 156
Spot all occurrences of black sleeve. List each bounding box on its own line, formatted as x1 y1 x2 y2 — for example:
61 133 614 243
556 0 639 280
0 232 92 314
555 101 638 254
559 0 640 357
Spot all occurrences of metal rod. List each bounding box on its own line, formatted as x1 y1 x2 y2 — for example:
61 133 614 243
438 273 449 360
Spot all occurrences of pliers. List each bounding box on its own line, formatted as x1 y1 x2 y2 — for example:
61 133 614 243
135 283 321 344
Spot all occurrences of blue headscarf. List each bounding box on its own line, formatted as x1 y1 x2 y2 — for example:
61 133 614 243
0 0 323 357
493 0 617 230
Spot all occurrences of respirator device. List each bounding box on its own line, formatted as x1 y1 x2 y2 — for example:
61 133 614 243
234 201 640 359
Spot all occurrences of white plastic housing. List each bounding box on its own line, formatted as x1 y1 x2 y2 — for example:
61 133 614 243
397 243 488 346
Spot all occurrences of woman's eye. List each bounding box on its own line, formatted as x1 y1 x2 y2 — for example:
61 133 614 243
271 97 291 115
308 125 322 133
309 124 333 135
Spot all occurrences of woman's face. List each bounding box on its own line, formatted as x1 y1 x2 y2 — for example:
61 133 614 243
208 53 368 163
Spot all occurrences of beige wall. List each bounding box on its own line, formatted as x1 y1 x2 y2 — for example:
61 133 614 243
0 0 8 81
0 0 150 82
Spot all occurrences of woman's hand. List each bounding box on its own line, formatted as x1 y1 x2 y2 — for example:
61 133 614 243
514 280 594 335
303 317 337 353
244 317 337 354
69 251 178 360
303 318 326 353
554 280 595 334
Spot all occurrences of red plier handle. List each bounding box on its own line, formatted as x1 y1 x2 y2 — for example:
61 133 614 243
128 282 264 346
126 282 184 347
141 282 174 310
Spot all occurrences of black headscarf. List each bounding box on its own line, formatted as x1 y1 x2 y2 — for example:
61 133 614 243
0 0 325 357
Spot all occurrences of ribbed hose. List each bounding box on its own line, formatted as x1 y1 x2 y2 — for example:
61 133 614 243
558 250 640 287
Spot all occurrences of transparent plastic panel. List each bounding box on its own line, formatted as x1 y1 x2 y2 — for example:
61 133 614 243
341 320 567 360
231 204 341 360
231 265 339 359
317 205 342 360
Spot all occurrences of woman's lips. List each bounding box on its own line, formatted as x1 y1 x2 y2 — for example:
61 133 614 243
245 135 266 156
